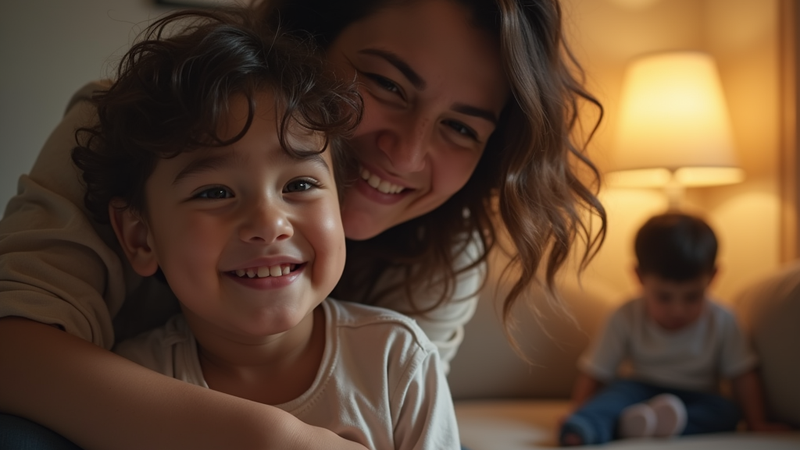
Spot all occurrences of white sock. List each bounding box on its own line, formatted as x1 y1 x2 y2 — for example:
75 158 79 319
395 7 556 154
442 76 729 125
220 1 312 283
647 394 687 437
619 402 656 438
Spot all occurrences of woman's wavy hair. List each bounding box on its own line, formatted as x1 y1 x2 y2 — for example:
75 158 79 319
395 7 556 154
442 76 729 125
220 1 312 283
257 0 606 330
73 7 362 223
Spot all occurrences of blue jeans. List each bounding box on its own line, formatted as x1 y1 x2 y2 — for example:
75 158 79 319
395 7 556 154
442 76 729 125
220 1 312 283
0 415 82 450
559 379 740 445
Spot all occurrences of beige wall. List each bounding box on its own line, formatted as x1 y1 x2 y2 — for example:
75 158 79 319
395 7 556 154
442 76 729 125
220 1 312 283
560 0 783 305
0 1 173 211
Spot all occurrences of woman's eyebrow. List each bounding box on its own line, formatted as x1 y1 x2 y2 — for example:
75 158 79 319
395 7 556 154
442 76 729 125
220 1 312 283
358 48 426 90
452 103 498 125
359 48 498 125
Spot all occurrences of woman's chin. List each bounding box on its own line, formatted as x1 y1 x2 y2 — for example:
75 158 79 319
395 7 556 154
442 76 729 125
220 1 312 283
341 213 392 241
343 224 383 241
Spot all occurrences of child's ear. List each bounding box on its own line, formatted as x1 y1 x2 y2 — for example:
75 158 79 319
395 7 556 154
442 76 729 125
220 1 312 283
708 266 719 283
634 266 643 284
108 199 159 277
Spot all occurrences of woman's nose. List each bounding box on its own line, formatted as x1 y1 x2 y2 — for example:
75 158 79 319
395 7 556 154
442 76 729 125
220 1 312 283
239 200 293 244
377 116 431 172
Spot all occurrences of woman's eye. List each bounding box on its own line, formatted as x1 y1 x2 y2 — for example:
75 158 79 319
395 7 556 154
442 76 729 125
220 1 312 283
364 73 401 95
195 186 233 199
443 120 478 140
285 179 318 193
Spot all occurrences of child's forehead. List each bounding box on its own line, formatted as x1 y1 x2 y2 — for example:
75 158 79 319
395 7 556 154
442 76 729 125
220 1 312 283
171 143 331 178
218 91 325 144
640 273 711 290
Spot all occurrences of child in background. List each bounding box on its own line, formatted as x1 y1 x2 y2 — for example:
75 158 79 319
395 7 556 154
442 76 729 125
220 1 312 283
559 212 791 446
72 8 459 450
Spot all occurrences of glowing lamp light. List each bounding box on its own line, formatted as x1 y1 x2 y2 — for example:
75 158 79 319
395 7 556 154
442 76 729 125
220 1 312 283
607 51 745 208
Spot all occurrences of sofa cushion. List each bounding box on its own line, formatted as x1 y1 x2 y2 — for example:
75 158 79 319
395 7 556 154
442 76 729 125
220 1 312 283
734 261 800 428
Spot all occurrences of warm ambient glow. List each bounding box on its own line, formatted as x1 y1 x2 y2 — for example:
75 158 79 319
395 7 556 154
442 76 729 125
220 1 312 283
607 51 745 204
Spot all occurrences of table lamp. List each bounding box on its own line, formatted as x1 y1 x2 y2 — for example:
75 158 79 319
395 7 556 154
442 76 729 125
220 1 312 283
606 51 745 209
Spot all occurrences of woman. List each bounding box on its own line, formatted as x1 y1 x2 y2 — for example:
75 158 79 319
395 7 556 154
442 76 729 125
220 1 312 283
0 0 605 448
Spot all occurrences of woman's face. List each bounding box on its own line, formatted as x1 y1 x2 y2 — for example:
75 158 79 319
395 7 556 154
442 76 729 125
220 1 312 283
327 0 509 240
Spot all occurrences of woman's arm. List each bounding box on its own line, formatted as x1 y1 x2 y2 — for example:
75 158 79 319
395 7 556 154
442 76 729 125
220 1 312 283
0 317 367 450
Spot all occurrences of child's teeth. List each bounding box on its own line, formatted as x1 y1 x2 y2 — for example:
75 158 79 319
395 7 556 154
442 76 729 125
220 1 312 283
235 265 295 278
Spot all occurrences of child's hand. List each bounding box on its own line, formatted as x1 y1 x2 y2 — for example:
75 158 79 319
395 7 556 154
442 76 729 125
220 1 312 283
748 421 796 432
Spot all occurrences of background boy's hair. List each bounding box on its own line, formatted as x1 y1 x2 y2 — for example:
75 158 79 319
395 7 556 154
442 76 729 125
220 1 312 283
72 7 362 224
634 212 718 281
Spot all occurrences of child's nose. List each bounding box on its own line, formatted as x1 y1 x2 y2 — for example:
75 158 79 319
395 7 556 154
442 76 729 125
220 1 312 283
238 200 293 243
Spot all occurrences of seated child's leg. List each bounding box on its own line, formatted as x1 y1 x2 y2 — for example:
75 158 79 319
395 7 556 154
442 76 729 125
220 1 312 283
559 380 657 445
674 389 741 435
0 414 83 450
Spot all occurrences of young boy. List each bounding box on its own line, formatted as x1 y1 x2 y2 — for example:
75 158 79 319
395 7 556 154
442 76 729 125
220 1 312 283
71 8 459 449
559 212 790 446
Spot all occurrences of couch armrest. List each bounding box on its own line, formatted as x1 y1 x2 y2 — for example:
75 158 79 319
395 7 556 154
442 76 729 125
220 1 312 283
734 262 800 428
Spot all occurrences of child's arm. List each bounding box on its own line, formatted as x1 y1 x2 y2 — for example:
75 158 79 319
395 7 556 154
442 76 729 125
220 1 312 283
0 317 368 450
570 371 603 409
732 369 795 432
558 371 604 428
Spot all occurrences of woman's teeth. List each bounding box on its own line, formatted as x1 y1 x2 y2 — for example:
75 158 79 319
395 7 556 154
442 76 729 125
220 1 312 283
360 167 404 194
233 264 293 278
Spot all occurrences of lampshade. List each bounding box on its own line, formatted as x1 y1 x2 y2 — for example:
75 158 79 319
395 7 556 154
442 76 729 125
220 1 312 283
607 51 745 190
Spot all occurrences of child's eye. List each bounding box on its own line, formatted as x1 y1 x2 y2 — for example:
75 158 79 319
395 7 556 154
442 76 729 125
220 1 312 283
284 178 319 193
195 186 233 199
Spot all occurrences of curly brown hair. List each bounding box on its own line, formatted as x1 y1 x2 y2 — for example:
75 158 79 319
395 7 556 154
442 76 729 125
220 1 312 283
257 0 606 332
72 7 362 222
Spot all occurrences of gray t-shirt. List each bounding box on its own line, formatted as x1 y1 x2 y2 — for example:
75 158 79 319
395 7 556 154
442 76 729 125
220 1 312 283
579 298 758 392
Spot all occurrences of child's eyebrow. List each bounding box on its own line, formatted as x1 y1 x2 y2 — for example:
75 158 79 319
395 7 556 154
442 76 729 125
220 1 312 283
294 151 331 172
172 148 331 185
172 150 242 185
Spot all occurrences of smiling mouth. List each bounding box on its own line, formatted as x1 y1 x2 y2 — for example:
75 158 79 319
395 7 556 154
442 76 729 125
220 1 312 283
229 264 299 279
360 167 406 194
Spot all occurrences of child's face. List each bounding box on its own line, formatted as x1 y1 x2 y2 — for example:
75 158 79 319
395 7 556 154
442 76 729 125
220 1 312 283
117 92 345 339
637 271 715 331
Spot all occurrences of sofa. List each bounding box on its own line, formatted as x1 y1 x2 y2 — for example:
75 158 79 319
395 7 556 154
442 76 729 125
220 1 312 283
447 258 800 449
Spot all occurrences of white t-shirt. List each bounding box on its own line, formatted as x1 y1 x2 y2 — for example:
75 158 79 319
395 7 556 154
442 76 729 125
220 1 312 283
0 81 482 369
579 298 758 392
114 298 460 450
